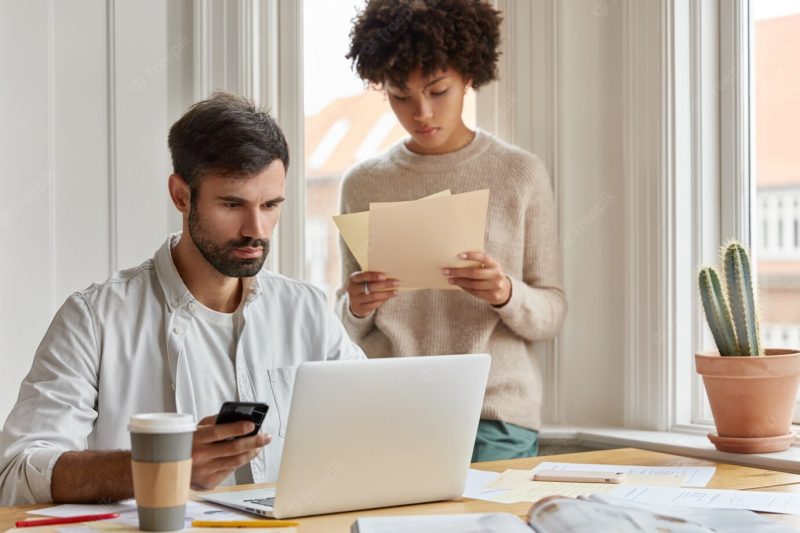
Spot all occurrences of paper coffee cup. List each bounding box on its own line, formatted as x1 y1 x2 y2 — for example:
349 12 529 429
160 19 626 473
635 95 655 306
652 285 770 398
129 413 196 532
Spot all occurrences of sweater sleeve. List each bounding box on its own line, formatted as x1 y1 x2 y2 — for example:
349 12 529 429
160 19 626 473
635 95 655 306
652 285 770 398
494 156 567 341
334 172 377 341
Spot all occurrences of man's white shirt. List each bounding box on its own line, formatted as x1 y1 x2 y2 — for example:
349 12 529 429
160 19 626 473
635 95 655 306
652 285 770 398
0 233 365 505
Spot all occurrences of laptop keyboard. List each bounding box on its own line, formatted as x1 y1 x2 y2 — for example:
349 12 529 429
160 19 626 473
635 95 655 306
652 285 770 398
244 497 275 508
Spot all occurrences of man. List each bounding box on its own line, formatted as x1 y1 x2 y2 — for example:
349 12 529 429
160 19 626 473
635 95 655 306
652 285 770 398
0 92 364 505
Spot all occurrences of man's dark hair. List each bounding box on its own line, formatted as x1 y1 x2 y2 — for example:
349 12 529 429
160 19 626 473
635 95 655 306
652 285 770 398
168 92 289 194
346 0 502 89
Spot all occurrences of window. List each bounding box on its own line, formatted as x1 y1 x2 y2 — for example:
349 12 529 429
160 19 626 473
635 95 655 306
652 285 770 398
302 0 476 304
750 1 800 419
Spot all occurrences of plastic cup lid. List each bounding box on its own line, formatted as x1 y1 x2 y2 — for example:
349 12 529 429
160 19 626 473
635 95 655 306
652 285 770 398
128 413 196 434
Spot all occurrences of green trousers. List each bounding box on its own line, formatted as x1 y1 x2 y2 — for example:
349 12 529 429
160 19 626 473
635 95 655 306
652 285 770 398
471 419 539 462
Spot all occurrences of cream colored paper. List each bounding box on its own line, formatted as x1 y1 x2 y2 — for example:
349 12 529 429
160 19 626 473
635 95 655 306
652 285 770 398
497 481 618 503
622 473 686 486
333 190 451 270
485 469 685 495
368 189 490 290
484 469 534 490
332 210 371 270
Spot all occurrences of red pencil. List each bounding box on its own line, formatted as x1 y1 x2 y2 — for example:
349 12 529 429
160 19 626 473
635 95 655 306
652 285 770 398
16 513 120 528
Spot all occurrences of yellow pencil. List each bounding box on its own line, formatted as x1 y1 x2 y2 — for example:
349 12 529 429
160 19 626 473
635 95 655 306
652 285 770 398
191 519 299 528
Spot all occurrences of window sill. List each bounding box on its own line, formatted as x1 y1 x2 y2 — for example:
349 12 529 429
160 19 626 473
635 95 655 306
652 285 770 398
539 426 800 475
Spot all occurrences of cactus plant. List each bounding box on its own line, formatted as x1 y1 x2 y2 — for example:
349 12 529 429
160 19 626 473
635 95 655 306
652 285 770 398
698 241 762 356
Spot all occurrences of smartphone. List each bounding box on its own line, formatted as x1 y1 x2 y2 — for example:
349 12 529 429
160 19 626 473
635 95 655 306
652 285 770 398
532 470 625 484
215 401 269 437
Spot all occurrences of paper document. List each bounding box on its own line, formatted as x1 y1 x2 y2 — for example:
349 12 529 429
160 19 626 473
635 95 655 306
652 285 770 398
352 512 530 533
369 189 490 290
532 461 716 488
462 468 510 503
333 190 451 270
29 500 259 529
609 485 800 515
498 481 618 503
28 500 137 517
485 469 534 490
528 494 795 533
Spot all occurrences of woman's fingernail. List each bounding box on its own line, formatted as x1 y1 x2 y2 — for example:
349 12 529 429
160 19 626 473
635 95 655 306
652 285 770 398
458 253 467 259
448 278 455 284
442 269 450 276
378 274 386 281
392 280 400 286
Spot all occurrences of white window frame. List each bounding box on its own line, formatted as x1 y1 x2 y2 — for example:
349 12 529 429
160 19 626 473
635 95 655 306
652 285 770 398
619 0 754 435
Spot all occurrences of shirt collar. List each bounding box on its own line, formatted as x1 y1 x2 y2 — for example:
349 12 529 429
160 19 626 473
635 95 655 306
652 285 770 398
154 232 264 312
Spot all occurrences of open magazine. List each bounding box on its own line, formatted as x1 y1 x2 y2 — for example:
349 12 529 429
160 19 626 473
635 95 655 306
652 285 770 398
351 495 797 532
526 494 796 533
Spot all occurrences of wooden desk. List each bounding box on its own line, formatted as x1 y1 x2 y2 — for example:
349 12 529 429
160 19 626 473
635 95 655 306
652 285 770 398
3 448 800 532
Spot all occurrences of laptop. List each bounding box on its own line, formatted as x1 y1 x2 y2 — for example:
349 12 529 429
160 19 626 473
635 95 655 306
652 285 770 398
200 353 491 519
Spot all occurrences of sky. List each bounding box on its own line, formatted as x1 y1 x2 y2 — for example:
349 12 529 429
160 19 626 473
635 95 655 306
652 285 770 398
304 0 368 116
754 0 800 21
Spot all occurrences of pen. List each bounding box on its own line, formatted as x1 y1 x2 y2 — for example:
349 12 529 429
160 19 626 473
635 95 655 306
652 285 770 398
16 513 120 528
191 520 300 528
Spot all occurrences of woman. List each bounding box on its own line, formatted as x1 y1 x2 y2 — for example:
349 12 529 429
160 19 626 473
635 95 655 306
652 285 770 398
336 0 566 461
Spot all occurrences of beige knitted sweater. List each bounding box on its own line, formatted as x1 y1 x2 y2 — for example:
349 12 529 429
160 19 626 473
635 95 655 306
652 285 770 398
335 130 566 430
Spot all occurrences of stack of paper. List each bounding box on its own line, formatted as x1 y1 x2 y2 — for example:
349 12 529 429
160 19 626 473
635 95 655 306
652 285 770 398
334 189 490 290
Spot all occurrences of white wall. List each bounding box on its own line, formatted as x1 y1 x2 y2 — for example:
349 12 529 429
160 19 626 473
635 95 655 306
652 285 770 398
0 0 191 423
556 0 625 426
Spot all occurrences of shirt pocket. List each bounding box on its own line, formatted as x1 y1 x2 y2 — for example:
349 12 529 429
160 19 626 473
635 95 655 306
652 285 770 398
267 365 299 438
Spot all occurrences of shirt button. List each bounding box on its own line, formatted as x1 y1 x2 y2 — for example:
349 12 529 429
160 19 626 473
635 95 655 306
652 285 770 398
172 298 179 307
171 383 176 391
187 302 197 313
173 327 183 335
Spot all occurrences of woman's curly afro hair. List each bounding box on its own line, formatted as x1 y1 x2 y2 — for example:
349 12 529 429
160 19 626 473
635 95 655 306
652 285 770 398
346 0 502 89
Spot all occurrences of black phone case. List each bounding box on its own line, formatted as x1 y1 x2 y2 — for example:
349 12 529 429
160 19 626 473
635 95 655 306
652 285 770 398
216 401 269 437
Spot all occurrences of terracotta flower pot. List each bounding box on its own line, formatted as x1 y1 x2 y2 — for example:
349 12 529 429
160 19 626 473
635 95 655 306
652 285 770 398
695 349 800 453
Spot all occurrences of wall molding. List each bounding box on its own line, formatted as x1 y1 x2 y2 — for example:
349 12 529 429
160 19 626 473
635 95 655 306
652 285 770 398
275 0 305 280
622 0 732 431
478 0 561 422
622 0 673 430
106 0 118 274
719 0 752 246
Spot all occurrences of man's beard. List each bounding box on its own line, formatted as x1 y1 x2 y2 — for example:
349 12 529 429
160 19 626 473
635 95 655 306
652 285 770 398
188 204 270 278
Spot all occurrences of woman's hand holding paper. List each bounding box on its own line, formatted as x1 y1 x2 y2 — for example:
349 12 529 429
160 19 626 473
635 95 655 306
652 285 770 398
347 271 399 318
442 251 512 307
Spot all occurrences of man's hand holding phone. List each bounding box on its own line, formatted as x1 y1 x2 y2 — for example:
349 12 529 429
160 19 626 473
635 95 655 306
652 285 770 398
190 402 271 490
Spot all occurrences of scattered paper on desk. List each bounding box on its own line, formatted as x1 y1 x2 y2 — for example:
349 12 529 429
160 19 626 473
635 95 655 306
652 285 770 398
623 474 686 486
532 461 716 487
608 485 800 515
462 469 510 502
352 512 529 533
368 189 489 290
333 190 451 270
29 500 257 530
28 501 137 517
485 469 534 490
488 468 685 492
497 481 618 503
